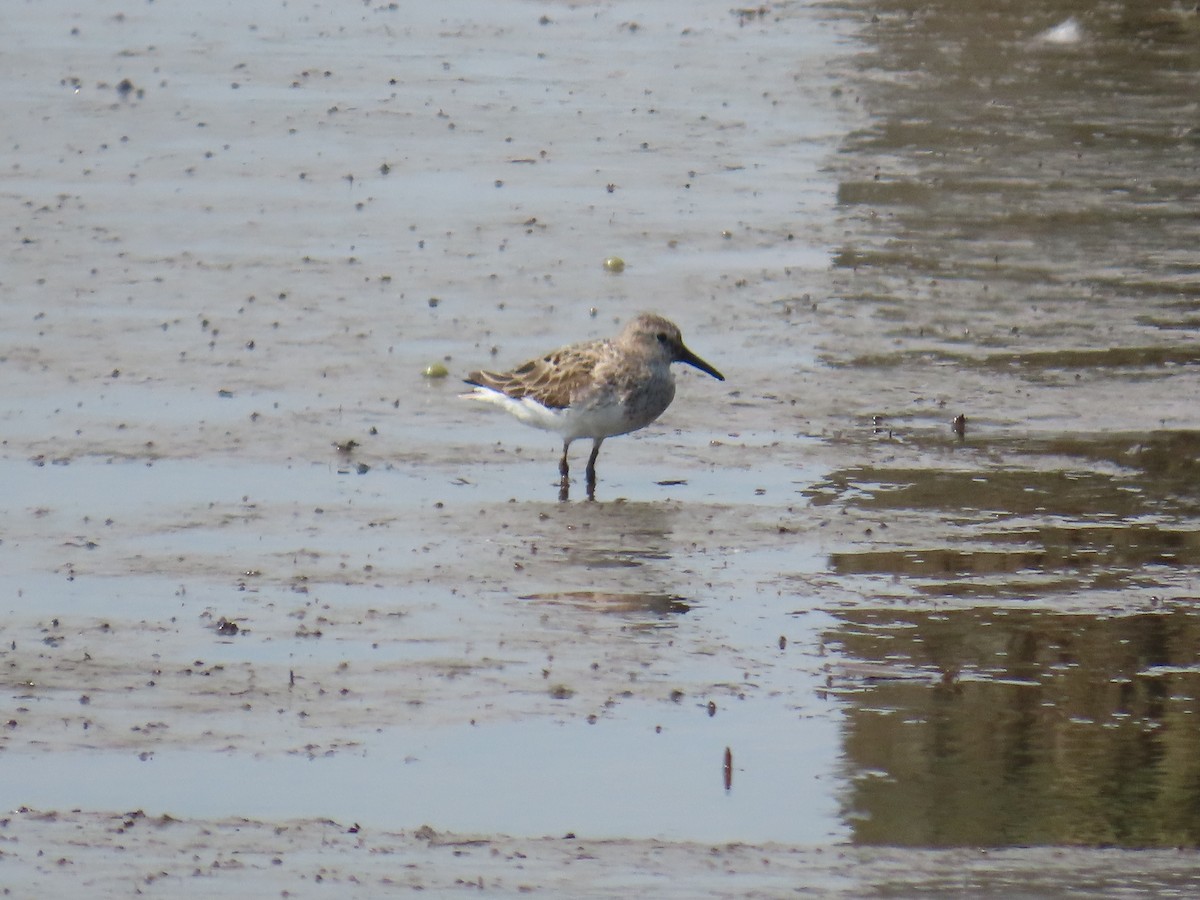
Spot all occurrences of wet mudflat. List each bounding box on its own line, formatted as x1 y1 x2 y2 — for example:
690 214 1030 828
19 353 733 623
2 0 1200 895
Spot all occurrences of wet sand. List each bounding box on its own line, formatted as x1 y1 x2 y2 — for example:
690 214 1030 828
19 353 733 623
3 0 1200 894
8 809 1200 897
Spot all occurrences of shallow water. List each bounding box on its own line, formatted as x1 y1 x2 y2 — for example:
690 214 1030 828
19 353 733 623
2 0 1200 887
813 0 1200 848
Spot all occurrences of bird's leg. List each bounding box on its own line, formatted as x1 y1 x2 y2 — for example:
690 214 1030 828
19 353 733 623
585 439 603 502
558 441 570 502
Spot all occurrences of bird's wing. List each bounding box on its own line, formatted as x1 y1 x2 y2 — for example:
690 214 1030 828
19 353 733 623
466 340 606 410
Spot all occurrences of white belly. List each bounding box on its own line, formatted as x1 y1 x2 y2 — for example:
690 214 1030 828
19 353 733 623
463 387 656 442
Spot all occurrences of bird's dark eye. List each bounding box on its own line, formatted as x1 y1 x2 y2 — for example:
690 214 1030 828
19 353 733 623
656 332 668 343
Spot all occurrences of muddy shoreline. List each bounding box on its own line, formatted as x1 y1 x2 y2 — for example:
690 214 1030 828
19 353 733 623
3 0 1199 894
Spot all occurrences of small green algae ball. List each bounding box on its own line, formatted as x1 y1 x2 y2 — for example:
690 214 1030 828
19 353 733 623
603 256 626 273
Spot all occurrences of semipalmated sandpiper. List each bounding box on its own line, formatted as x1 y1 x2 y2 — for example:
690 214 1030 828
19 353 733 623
463 312 724 500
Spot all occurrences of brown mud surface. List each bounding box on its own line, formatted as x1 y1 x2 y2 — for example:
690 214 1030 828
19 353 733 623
3 0 1199 894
